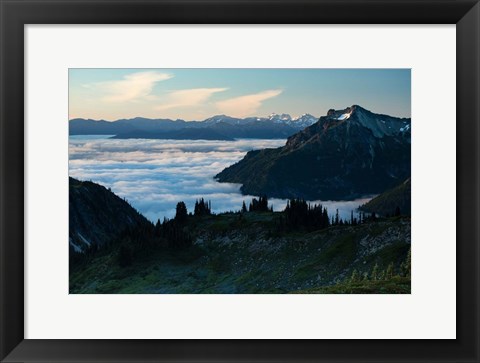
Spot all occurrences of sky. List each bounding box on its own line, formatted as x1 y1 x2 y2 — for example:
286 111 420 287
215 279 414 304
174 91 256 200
69 68 411 121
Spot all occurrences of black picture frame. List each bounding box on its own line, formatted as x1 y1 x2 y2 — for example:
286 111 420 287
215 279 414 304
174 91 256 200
1 0 479 362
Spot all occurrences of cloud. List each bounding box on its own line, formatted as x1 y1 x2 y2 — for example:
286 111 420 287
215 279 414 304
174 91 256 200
154 88 228 111
98 71 173 102
216 89 283 117
69 137 370 223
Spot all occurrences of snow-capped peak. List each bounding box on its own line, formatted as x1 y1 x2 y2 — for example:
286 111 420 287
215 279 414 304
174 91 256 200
290 113 318 127
268 113 292 123
325 105 411 139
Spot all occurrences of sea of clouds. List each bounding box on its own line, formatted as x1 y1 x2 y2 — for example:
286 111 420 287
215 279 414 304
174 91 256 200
69 136 371 222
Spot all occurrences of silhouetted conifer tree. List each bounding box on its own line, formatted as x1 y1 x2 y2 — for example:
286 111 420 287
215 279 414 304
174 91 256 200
194 198 211 216
241 201 247 213
175 201 188 223
248 196 270 212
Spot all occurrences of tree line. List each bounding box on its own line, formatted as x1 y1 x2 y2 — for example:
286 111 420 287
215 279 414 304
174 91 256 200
71 195 387 269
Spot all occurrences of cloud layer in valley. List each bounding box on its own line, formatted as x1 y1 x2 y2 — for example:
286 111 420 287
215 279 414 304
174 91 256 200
69 136 372 223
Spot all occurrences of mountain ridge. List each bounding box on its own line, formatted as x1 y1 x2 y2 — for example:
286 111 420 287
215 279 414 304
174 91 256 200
216 105 411 200
69 113 320 139
69 177 150 253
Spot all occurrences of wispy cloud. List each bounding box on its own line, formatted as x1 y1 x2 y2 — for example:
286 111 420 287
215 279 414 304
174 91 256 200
216 89 283 117
98 71 173 102
154 88 228 111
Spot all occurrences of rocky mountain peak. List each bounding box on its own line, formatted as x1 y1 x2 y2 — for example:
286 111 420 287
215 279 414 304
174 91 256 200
216 105 411 201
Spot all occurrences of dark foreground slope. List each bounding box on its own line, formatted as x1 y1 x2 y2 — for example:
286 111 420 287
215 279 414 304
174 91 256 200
69 177 149 253
216 105 411 200
70 211 411 294
360 178 411 216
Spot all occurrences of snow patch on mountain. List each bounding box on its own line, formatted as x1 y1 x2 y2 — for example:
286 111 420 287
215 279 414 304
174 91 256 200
268 113 293 123
337 113 351 121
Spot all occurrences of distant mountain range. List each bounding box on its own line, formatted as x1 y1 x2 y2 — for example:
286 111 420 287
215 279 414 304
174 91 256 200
216 105 411 201
69 113 319 140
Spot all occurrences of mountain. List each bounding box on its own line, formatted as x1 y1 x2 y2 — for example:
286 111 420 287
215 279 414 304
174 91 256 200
267 113 318 128
112 122 298 140
69 177 149 253
267 112 292 124
111 128 235 141
291 113 319 128
69 118 137 135
203 115 254 126
69 113 319 139
69 117 192 135
359 178 411 216
215 105 411 200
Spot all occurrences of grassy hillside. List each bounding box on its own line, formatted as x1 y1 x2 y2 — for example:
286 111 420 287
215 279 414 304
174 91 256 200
70 212 411 294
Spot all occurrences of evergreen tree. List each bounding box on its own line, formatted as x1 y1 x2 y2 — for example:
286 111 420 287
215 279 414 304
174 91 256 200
194 198 211 216
175 201 188 223
323 208 330 228
401 248 411 277
242 201 247 213
371 263 380 280
385 262 395 279
378 270 386 280
249 196 270 212
154 219 162 237
395 206 401 217
350 269 360 283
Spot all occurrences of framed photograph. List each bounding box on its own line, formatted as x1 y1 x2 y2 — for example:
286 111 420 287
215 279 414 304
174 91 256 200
1 0 479 362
